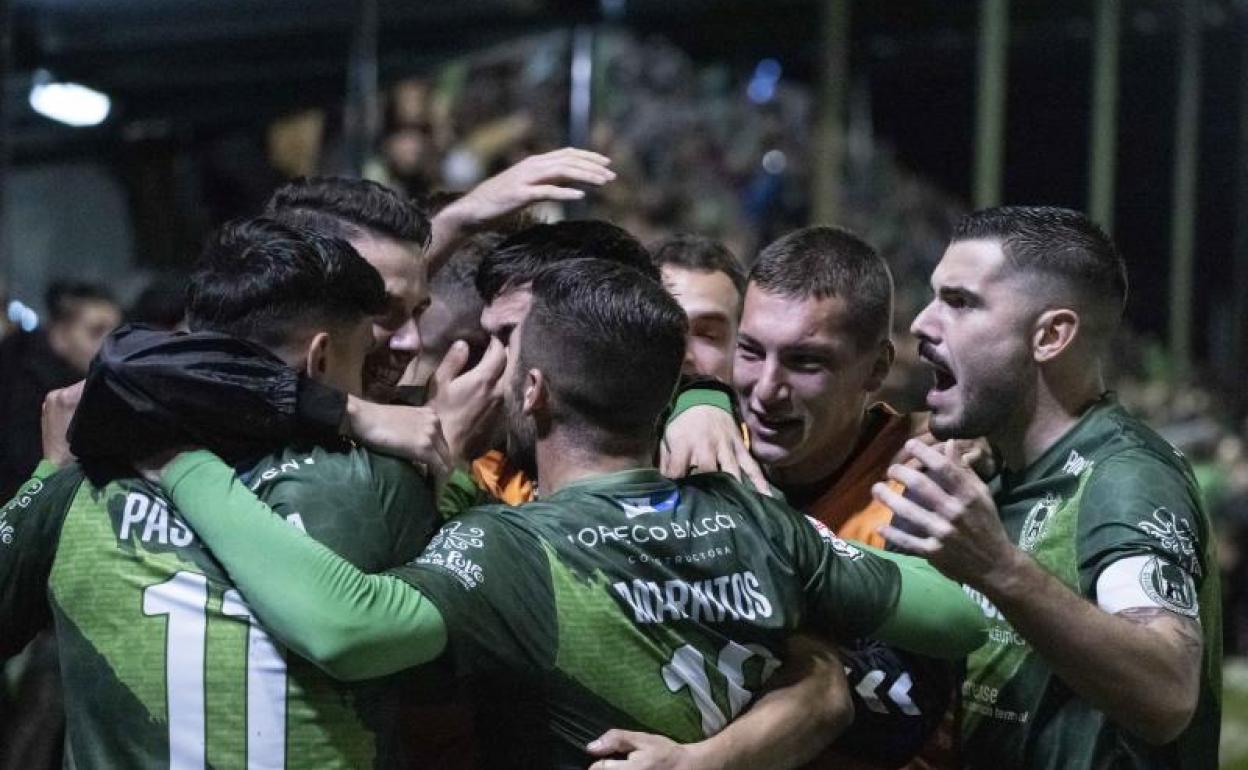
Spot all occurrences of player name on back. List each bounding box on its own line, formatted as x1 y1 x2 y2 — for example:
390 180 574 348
612 571 774 624
114 489 305 548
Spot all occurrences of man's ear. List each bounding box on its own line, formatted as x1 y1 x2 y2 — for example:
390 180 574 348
522 368 548 417
1032 308 1080 363
864 338 895 392
304 331 332 381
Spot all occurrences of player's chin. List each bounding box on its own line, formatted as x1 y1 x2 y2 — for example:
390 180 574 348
744 437 792 468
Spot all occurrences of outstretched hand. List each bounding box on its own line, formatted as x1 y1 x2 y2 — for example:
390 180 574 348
428 148 615 271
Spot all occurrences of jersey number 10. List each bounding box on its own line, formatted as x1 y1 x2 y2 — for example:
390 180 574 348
143 571 288 770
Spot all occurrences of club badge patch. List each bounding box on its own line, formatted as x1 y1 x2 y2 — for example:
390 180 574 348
1019 493 1060 552
1141 555 1199 618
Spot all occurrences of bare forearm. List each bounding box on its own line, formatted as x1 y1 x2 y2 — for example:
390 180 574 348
689 637 851 770
983 549 1200 741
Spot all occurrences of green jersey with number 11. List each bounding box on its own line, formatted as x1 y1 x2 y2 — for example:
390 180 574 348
0 443 436 770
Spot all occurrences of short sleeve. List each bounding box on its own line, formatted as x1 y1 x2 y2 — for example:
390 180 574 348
763 495 902 642
0 466 84 658
1077 449 1208 597
388 509 557 675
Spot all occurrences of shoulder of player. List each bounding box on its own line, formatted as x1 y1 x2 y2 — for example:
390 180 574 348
246 443 423 493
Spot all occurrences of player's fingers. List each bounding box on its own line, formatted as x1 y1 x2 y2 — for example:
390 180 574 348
534 164 615 187
717 442 742 483
525 185 587 202
873 482 953 538
660 440 693 479
692 443 719 476
587 729 642 756
879 524 939 556
905 438 966 492
537 154 616 177
473 337 508 389
546 146 612 165
737 448 773 496
887 463 959 518
433 340 470 390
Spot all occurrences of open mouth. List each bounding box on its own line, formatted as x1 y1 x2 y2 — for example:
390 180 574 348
749 411 802 438
365 352 414 390
918 344 956 392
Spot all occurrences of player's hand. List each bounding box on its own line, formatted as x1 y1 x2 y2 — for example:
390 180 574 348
344 398 453 480
894 417 997 481
447 147 614 222
429 148 615 270
41 380 84 467
661 405 772 495
874 439 1019 590
425 337 506 463
586 730 709 770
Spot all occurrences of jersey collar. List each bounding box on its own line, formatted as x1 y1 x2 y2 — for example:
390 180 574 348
546 467 673 502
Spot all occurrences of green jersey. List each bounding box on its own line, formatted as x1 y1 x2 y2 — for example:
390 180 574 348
391 469 907 768
0 443 436 770
963 395 1221 770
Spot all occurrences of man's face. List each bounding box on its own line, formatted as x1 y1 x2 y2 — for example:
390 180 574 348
351 233 429 400
53 300 122 374
660 265 741 382
733 285 885 484
312 319 377 398
910 239 1036 441
499 306 538 478
412 293 488 385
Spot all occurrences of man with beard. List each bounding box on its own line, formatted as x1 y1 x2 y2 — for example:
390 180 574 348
874 206 1221 769
139 258 987 770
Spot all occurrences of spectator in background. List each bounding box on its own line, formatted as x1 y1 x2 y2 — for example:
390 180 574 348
0 280 119 499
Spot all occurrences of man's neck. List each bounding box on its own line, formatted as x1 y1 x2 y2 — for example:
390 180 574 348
536 433 655 496
994 376 1105 472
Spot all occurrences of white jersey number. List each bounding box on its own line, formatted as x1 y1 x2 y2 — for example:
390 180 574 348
662 641 779 736
143 571 288 770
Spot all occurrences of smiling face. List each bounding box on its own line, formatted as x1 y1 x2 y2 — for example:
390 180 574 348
733 285 889 485
910 239 1037 441
351 233 429 401
660 264 741 382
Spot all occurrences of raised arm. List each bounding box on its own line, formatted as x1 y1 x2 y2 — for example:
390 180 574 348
158 451 447 680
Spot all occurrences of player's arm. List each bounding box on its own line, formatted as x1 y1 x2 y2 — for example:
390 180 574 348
0 464 83 659
588 635 852 770
157 450 448 680
878 440 1204 743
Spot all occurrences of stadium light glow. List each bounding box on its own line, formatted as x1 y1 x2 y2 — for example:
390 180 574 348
29 72 111 128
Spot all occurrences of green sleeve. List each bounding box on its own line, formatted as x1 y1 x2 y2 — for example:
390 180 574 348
160 450 448 681
436 467 494 520
667 385 734 424
0 465 83 659
793 512 985 658
866 545 987 657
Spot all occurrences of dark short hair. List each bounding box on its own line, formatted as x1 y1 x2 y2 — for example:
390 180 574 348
431 233 498 309
265 177 432 248
750 226 894 350
186 217 388 350
476 220 657 303
45 281 116 325
650 234 747 297
521 258 687 443
952 206 1128 328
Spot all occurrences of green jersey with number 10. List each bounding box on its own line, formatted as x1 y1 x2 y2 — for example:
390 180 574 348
390 468 908 769
0 444 436 770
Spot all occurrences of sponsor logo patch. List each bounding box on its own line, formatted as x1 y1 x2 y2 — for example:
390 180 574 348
804 516 864 560
416 521 486 589
616 489 680 519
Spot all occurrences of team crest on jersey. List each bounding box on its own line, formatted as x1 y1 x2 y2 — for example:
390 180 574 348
1140 555 1198 617
1139 507 1199 576
804 516 864 560
615 490 680 519
0 514 13 545
1019 493 1060 552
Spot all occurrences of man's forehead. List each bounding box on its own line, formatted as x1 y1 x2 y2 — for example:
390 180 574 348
350 234 425 284
482 284 533 328
661 266 740 319
931 238 1008 291
741 285 853 349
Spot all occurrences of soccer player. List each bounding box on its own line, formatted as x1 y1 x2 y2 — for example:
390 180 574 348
874 206 1221 768
0 218 442 769
474 220 767 499
650 234 747 384
142 258 988 770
